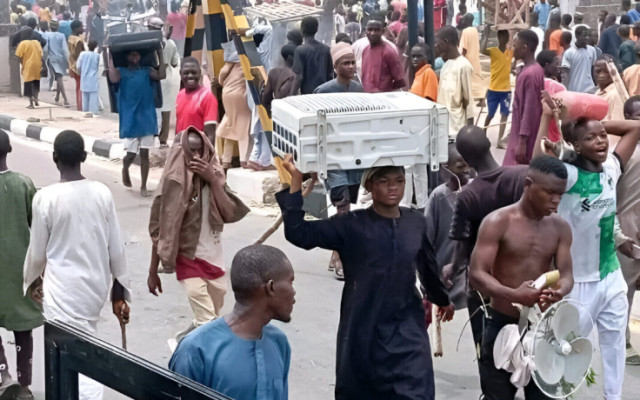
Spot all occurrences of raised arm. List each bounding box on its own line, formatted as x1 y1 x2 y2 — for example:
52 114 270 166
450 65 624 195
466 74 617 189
150 48 167 81
531 92 556 160
276 155 345 252
469 212 542 306
107 50 120 83
480 25 491 57
602 119 640 168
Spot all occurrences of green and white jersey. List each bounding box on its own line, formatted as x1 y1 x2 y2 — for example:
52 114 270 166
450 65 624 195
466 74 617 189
558 154 622 282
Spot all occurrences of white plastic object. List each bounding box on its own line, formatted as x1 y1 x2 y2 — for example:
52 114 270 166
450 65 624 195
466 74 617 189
271 92 450 179
563 338 593 385
534 339 565 385
532 270 560 290
551 302 581 342
531 300 595 398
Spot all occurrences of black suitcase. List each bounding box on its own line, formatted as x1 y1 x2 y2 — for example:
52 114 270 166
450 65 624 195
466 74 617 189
104 31 164 113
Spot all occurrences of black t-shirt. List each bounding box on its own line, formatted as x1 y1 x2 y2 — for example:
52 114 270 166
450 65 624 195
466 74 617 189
449 166 528 248
292 39 333 94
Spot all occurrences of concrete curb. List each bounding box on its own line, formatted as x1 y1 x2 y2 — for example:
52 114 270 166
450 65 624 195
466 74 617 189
0 114 124 160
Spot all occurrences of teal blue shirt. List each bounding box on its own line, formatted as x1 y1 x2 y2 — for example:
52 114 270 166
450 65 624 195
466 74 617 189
169 318 290 400
116 66 157 138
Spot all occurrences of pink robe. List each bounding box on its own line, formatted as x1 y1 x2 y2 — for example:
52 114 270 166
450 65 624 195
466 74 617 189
503 63 545 165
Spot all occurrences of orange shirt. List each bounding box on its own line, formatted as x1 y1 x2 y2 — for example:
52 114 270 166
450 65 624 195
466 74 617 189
410 64 438 102
549 30 564 56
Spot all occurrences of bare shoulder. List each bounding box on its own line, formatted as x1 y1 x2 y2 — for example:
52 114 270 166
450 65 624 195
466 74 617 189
548 213 572 235
483 204 516 226
478 205 515 235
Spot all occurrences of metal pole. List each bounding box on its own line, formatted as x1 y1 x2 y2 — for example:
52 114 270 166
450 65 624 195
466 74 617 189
408 0 418 49
424 0 435 62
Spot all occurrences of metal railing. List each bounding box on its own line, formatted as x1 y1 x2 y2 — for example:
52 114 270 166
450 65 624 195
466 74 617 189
44 321 231 400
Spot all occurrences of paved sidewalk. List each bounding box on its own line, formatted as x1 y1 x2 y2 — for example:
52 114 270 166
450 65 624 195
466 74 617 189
0 91 184 167
0 91 127 159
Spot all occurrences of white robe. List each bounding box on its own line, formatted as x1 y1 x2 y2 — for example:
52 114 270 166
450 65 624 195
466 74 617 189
23 180 131 400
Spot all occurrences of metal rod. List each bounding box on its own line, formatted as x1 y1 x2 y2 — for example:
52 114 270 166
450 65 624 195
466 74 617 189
424 0 435 62
408 0 418 49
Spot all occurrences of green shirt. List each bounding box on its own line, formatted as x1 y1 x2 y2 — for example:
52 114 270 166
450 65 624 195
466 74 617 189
0 171 43 331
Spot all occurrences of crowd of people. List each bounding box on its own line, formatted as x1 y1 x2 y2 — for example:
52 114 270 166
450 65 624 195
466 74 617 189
2 1 640 400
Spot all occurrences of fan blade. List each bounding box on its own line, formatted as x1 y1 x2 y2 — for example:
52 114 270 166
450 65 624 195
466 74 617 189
563 338 594 385
552 302 581 342
534 339 565 385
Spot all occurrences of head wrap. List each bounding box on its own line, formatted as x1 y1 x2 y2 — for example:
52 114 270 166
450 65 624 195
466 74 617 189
330 42 353 65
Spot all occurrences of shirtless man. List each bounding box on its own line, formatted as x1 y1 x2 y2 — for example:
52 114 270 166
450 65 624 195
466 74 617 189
469 155 574 400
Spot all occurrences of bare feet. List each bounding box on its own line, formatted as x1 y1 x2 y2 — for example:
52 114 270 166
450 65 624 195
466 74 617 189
122 167 132 188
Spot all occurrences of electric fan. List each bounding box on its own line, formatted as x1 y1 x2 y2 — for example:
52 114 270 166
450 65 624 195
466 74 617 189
528 300 595 398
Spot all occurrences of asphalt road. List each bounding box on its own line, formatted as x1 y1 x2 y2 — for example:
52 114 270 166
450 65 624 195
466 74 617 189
1 136 639 400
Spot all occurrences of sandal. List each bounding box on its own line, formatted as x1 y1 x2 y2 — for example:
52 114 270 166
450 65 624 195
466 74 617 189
626 346 640 365
334 266 344 281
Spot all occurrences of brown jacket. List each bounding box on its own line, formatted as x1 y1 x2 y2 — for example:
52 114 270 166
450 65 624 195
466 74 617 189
149 127 249 269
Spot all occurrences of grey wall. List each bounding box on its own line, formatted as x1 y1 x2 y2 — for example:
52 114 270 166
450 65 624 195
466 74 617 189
0 0 9 24
576 0 627 27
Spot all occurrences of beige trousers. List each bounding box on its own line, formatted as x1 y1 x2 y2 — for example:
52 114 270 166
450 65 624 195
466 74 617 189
180 275 228 327
216 137 251 164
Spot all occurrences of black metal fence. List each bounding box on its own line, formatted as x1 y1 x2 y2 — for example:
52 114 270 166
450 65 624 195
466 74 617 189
44 321 231 400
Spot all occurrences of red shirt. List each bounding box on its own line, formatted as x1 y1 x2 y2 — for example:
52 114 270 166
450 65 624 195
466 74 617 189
361 41 407 93
175 86 219 133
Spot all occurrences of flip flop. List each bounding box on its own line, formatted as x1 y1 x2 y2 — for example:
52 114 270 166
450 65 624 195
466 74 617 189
626 347 640 365
334 267 344 281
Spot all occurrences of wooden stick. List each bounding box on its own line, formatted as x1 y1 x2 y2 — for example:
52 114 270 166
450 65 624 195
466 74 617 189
434 310 443 357
254 215 283 245
120 321 127 351
253 177 318 245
